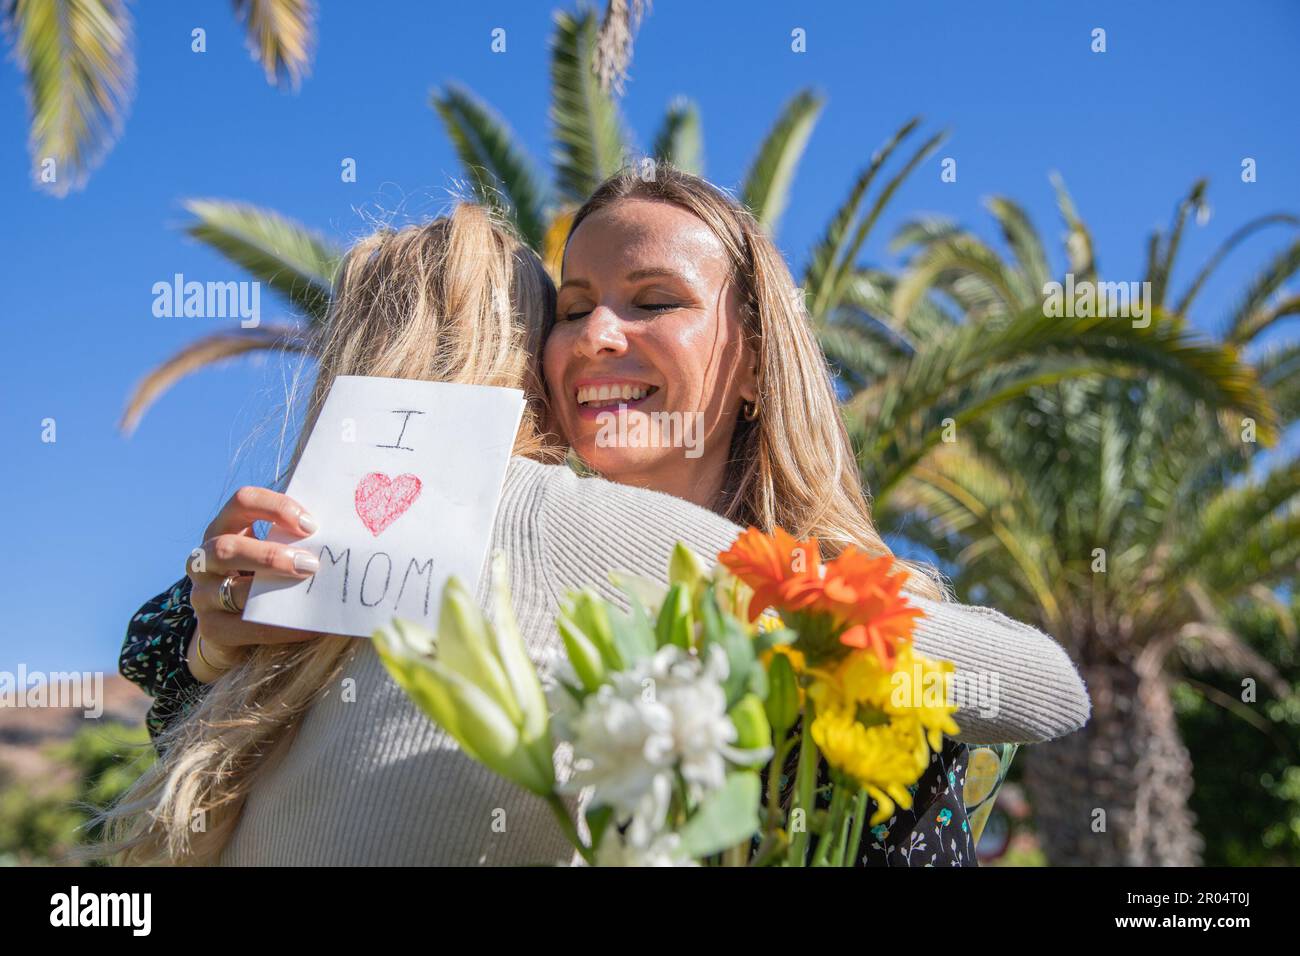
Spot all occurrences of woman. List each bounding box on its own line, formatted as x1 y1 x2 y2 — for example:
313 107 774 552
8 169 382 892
115 172 1089 865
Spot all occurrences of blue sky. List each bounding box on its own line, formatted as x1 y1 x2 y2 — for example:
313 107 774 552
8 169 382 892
3 0 1298 673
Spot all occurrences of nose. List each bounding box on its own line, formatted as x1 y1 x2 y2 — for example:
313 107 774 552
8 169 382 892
574 305 628 359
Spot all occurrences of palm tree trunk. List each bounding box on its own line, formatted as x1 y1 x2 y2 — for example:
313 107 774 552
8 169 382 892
1021 658 1204 865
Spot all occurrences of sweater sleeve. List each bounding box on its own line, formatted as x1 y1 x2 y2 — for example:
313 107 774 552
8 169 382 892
531 460 1090 746
905 595 1091 745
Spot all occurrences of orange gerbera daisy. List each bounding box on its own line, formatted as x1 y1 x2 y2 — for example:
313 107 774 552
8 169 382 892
718 526 823 622
719 529 924 669
821 546 923 668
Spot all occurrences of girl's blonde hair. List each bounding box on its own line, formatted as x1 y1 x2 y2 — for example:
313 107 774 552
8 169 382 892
100 203 562 864
562 166 946 600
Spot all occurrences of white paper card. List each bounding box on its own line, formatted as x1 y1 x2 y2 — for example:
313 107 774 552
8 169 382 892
243 375 524 638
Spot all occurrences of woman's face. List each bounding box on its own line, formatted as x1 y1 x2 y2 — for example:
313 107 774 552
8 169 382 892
543 198 758 504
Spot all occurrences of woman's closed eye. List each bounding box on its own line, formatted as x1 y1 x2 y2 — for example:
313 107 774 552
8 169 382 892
637 302 681 313
561 302 681 321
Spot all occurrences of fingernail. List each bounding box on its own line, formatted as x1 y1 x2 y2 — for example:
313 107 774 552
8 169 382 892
292 551 320 574
298 511 319 534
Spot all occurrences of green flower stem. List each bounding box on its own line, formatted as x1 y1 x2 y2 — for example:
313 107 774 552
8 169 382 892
840 788 870 866
785 699 819 865
765 736 795 825
546 794 594 865
812 782 850 866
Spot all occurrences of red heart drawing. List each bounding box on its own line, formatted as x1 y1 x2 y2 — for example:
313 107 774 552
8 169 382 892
355 472 422 536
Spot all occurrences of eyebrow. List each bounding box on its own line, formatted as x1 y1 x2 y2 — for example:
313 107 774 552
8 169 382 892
559 268 688 293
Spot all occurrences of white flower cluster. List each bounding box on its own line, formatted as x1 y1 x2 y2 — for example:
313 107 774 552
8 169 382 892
547 644 758 864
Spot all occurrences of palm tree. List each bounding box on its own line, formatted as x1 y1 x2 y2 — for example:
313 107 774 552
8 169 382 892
880 181 1300 864
4 0 315 196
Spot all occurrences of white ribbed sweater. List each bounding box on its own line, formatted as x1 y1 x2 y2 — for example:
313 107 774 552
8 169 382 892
221 458 1090 866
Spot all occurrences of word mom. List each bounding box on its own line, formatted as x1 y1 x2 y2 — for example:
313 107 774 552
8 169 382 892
306 546 437 619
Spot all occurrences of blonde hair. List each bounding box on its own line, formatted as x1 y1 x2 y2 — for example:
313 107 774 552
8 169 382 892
99 203 562 864
562 167 946 600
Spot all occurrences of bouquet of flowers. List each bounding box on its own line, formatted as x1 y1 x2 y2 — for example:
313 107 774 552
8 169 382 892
373 527 960 866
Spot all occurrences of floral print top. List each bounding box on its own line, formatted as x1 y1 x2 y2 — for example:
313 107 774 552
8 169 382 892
121 579 1011 865
120 577 206 743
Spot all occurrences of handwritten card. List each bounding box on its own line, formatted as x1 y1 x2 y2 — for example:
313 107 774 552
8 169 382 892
243 375 524 638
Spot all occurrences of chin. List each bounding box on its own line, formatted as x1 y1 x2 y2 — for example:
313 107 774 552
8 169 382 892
572 437 669 482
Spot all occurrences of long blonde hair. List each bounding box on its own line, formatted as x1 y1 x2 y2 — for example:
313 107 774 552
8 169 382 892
99 203 562 864
561 166 946 600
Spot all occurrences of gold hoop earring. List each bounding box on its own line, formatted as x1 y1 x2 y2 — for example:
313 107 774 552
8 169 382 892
743 399 760 422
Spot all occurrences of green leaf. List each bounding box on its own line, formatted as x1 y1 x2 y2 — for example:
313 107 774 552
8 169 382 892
550 8 631 203
9 0 135 195
764 652 800 737
740 89 824 234
233 0 315 90
182 199 342 321
676 771 761 859
431 83 550 249
654 583 693 650
608 593 658 665
650 96 703 174
698 591 756 708
119 324 307 435
557 615 606 692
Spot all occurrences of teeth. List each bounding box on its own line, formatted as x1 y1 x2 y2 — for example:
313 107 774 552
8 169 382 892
577 384 652 407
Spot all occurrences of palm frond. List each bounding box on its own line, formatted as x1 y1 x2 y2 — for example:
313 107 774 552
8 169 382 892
1049 172 1095 280
1148 179 1208 309
650 96 702 174
7 0 134 195
985 196 1051 293
182 199 343 322
232 0 315 89
808 120 943 321
892 233 1026 324
804 116 922 317
1224 239 1300 345
739 89 824 234
1257 341 1300 425
119 325 308 435
1174 457 1300 577
431 83 550 249
1173 213 1300 316
850 305 1277 498
895 444 1065 628
550 8 631 203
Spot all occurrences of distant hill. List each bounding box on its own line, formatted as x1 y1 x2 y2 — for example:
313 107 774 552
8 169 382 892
0 675 150 790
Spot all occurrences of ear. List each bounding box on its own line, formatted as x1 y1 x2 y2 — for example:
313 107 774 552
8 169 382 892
738 344 759 404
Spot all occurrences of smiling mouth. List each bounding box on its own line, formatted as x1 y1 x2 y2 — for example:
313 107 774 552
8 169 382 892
575 383 660 410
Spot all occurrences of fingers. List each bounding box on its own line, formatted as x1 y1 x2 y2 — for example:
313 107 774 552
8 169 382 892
190 573 253 614
190 534 321 579
197 613 327 649
191 576 326 648
204 485 318 540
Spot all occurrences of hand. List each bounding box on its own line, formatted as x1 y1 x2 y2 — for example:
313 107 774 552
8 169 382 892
185 486 328 680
